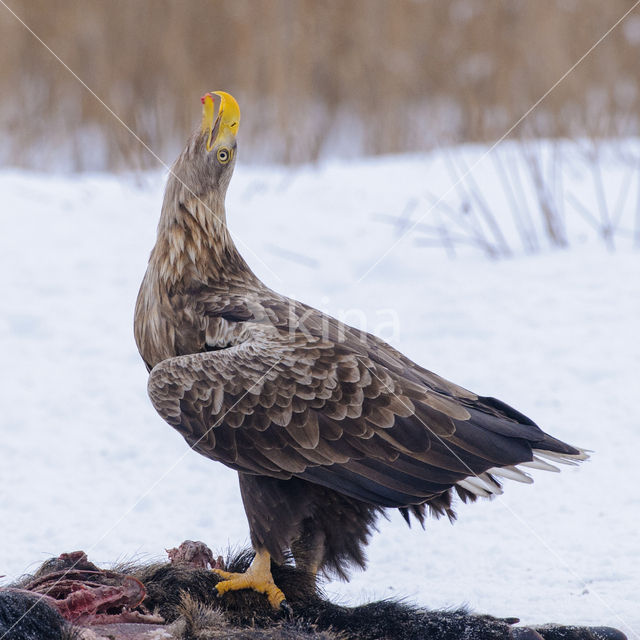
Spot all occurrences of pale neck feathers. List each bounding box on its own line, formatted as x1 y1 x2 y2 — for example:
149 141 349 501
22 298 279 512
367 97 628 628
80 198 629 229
152 191 245 287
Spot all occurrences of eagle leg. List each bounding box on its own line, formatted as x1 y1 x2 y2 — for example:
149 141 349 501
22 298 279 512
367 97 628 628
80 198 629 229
213 549 288 611
291 525 326 582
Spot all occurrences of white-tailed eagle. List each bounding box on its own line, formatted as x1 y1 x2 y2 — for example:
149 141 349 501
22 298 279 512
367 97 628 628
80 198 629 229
134 92 587 610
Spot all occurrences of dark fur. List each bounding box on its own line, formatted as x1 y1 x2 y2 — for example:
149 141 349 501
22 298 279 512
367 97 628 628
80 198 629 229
137 559 516 639
0 590 75 640
2 549 626 640
133 550 626 640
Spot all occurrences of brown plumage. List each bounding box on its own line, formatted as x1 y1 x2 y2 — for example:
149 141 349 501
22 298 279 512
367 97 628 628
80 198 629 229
134 92 587 608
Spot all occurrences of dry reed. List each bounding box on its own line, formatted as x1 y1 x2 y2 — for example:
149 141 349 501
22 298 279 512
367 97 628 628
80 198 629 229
1 0 639 169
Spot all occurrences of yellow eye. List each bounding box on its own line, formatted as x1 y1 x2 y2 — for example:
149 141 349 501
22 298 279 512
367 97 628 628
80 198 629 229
217 147 231 164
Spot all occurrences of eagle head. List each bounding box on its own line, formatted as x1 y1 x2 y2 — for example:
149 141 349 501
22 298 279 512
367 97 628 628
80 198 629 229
163 91 241 210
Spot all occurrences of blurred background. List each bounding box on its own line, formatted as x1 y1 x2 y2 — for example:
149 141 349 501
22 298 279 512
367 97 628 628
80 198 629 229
2 0 640 170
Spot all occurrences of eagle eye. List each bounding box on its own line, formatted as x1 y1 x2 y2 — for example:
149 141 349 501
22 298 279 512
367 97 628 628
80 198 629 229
217 147 231 164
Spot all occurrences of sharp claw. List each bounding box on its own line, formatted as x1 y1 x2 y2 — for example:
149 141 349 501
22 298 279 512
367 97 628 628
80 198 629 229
279 599 293 618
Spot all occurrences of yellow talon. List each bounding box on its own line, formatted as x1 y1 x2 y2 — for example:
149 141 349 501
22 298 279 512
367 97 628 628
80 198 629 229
213 549 287 610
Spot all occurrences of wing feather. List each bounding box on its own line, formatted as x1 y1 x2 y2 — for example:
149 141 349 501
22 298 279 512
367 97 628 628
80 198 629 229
147 319 577 507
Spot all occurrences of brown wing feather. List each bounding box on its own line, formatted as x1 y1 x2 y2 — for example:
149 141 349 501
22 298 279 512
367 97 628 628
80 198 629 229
147 320 564 508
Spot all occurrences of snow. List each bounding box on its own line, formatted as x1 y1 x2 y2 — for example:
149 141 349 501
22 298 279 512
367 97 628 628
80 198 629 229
0 146 638 638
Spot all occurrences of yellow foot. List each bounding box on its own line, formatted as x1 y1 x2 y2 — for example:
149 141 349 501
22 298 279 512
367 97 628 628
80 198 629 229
213 549 288 611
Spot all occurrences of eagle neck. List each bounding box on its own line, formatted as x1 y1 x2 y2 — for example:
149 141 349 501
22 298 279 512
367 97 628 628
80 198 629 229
154 191 253 288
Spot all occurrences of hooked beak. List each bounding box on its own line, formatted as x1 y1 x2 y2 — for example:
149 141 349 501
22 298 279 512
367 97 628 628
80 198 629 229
201 91 241 152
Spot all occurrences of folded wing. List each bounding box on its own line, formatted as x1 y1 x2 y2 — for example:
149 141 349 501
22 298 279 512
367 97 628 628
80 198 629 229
147 327 585 509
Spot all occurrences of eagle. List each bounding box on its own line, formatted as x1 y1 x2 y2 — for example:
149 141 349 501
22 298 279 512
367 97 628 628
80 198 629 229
134 91 587 610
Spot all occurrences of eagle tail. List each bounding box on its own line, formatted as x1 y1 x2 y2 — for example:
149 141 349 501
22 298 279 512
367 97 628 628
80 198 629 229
455 436 589 500
531 431 590 466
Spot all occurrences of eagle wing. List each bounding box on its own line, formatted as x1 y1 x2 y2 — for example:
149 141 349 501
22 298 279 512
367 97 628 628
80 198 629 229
147 316 582 508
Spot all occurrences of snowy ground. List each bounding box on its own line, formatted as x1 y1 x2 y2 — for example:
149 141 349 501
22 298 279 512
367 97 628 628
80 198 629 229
0 146 639 637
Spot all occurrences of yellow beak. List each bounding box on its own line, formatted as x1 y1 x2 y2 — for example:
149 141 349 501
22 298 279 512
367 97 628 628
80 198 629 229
201 91 241 152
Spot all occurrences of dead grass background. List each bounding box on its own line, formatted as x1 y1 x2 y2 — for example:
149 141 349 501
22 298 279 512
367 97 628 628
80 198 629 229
1 0 640 170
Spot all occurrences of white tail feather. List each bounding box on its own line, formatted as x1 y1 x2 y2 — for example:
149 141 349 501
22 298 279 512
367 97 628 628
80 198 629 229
455 446 588 501
486 465 534 483
457 479 492 498
476 472 503 492
533 447 590 466
519 455 560 472
456 474 503 497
